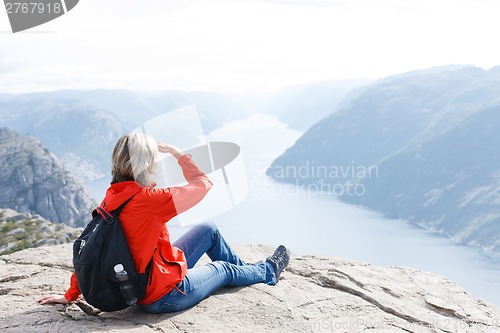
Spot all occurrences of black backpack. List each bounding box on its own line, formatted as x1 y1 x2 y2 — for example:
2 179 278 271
72 196 153 312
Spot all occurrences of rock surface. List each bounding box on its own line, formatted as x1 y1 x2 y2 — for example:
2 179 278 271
0 128 96 226
1 243 499 333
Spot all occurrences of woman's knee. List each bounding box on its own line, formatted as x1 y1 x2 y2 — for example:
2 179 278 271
196 220 218 236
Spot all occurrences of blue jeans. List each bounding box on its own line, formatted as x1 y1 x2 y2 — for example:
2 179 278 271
140 221 276 313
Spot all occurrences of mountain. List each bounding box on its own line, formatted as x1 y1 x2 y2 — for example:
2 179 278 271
0 89 249 181
0 96 125 181
1 243 499 332
0 208 82 255
0 128 96 227
267 65 500 253
262 79 371 130
138 90 250 133
4 89 249 132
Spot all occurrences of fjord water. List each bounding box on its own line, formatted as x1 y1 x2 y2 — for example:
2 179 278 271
86 114 500 306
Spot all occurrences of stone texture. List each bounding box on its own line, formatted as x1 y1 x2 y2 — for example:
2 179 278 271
1 243 499 333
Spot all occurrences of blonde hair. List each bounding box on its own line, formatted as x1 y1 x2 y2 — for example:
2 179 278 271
111 132 158 187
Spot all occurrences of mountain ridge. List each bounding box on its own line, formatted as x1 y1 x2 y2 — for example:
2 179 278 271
267 65 500 253
0 89 250 182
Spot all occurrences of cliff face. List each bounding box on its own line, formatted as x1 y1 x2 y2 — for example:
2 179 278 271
0 128 96 227
0 243 499 333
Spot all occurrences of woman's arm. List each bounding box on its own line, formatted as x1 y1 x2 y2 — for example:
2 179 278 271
36 272 80 305
167 153 213 214
36 294 69 305
149 143 213 220
157 143 182 159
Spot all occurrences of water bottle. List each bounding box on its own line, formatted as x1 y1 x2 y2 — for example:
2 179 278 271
114 264 138 305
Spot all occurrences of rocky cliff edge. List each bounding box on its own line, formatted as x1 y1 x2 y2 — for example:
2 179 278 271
1 244 499 333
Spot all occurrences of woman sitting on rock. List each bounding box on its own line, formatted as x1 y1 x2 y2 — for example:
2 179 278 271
36 132 289 313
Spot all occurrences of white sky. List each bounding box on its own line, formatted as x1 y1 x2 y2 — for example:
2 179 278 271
0 0 499 93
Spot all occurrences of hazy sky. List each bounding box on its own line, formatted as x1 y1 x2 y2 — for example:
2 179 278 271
1 0 499 93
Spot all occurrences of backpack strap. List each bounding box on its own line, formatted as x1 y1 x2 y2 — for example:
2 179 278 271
93 193 139 222
94 207 113 223
113 194 139 215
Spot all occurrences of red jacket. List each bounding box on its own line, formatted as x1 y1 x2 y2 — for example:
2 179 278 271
64 154 213 305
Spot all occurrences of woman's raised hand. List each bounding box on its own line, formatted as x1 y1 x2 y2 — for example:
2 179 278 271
157 143 182 159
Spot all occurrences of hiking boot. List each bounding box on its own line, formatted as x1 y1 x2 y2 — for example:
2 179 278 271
266 245 290 282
